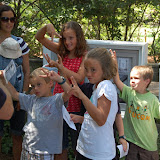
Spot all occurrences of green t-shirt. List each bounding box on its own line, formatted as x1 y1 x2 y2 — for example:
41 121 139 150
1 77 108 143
120 85 160 151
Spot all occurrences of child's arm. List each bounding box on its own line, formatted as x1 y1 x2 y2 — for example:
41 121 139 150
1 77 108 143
40 69 71 102
35 24 61 54
44 53 86 84
115 113 127 152
0 71 19 101
111 49 124 92
0 80 14 120
70 77 111 126
22 54 30 93
58 76 71 103
70 114 84 124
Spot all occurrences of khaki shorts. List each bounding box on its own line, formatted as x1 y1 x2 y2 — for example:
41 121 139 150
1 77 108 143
126 142 159 160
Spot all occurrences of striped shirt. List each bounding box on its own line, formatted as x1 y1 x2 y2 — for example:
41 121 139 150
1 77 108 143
11 35 30 55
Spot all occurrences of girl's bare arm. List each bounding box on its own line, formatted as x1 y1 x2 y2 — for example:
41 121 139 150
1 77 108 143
0 80 14 120
70 77 111 126
111 49 124 92
35 24 60 54
0 71 19 101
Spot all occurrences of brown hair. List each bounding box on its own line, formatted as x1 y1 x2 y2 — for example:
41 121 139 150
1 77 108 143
86 48 117 80
131 65 153 88
59 21 87 58
0 4 16 29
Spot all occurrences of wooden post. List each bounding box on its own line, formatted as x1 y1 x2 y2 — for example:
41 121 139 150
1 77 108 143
145 29 146 42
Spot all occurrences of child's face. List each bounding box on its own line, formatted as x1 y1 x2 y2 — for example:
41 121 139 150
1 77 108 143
130 69 148 93
30 77 52 97
84 58 104 87
0 10 15 33
63 28 77 54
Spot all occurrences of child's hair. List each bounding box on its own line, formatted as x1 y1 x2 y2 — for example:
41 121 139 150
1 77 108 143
131 65 153 88
86 48 117 80
0 4 16 29
59 21 87 58
30 67 51 83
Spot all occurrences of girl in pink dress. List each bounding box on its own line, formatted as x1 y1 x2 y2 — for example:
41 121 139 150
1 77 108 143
35 21 87 160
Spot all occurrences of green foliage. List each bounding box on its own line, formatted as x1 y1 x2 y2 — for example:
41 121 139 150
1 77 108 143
2 0 159 60
1 121 12 154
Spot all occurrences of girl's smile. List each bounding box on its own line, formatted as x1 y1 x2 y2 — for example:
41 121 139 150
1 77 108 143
63 28 77 55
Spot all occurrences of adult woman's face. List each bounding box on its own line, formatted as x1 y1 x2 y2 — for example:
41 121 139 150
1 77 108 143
0 10 15 33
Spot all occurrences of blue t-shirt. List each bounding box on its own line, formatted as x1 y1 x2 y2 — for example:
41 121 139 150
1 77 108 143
19 93 64 154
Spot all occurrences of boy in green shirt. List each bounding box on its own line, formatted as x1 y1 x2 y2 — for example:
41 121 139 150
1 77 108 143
112 50 159 160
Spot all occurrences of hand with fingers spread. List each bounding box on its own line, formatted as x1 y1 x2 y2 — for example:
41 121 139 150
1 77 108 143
43 53 64 73
46 24 61 41
110 49 118 69
56 54 64 73
40 68 62 83
69 76 84 100
43 53 57 68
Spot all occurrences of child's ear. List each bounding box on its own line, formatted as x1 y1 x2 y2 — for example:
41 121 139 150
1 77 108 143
145 78 151 87
49 80 54 88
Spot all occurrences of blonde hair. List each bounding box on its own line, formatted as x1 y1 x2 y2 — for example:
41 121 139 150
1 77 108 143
86 48 117 80
30 67 51 83
131 65 153 87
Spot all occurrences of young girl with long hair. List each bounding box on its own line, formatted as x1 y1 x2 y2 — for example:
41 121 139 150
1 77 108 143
35 21 87 159
70 48 119 160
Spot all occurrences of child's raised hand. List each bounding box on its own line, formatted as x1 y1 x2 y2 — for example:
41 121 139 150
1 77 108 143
43 53 57 68
110 49 118 69
56 54 64 72
40 68 61 82
0 70 4 78
69 76 84 100
0 70 5 81
46 24 62 41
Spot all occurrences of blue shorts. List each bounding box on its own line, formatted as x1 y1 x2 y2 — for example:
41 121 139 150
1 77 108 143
63 112 81 150
0 101 26 136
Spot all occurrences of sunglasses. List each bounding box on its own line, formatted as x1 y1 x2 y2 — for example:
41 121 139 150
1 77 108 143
0 17 16 23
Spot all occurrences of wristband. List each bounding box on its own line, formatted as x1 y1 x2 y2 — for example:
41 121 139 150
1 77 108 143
58 76 66 85
119 135 126 140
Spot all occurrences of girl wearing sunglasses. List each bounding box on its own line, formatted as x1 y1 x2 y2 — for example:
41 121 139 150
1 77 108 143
0 4 30 160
